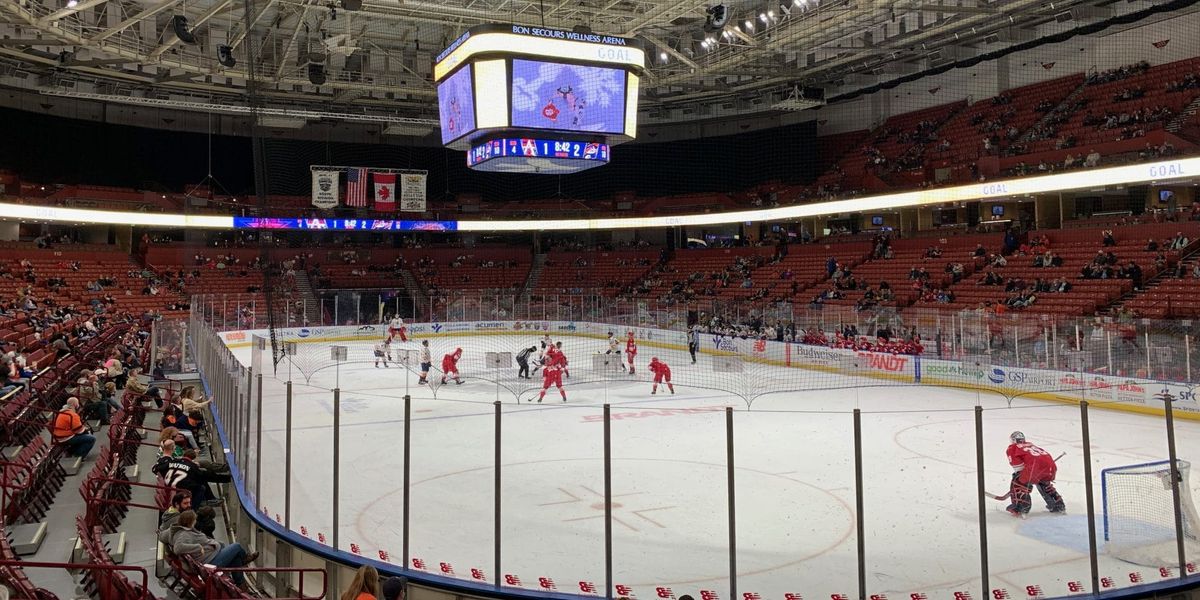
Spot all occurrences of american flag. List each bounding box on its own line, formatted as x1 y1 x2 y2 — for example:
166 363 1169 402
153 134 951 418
345 167 367 207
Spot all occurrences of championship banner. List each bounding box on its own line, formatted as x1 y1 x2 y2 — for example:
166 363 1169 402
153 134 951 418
311 170 339 209
373 172 396 211
400 173 427 212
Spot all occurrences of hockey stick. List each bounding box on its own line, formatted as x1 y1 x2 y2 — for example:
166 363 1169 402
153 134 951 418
987 452 1066 500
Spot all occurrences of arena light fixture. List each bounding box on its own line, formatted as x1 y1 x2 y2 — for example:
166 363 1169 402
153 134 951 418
4 157 1196 233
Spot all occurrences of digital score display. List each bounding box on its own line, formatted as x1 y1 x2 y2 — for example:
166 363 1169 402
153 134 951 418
510 60 626 135
432 24 644 159
233 217 458 231
466 137 610 173
437 63 476 145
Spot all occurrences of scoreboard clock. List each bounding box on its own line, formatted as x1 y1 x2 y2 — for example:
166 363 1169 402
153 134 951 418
434 23 644 173
466 137 610 173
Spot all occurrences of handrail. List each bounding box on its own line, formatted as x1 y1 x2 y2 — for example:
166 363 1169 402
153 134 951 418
81 475 172 512
0 559 153 600
198 564 328 600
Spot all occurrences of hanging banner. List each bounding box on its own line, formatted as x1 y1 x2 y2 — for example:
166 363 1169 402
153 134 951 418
373 172 397 211
311 170 339 209
400 173 427 212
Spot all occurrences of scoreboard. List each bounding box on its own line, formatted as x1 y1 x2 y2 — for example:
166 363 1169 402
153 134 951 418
433 24 644 173
466 137 610 173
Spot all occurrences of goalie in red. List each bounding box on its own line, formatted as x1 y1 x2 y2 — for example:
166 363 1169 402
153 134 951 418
625 331 638 375
440 348 464 385
1005 431 1065 516
649 357 674 395
536 345 567 403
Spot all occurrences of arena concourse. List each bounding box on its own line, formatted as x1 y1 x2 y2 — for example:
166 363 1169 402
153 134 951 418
3 1 1200 599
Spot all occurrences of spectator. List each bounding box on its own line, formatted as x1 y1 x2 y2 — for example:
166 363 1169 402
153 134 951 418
1170 232 1190 250
1102 230 1116 247
158 510 257 587
159 490 192 530
381 577 407 600
342 565 382 600
52 397 95 458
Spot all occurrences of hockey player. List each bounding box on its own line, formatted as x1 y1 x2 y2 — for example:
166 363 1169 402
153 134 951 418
536 346 567 402
440 348 464 385
555 341 570 378
1005 431 1065 517
387 316 408 343
374 340 391 368
605 332 624 369
687 327 699 364
418 340 432 385
540 332 553 349
649 357 674 395
625 332 638 375
516 346 536 379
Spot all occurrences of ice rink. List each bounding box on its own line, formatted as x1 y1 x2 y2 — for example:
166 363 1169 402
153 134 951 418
227 333 1200 600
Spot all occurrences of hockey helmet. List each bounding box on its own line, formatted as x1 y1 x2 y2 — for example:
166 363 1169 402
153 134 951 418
1010 431 1025 443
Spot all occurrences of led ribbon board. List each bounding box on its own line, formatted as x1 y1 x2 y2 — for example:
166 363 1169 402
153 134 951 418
466 137 610 173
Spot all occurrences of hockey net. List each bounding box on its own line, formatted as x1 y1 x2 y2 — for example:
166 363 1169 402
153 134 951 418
1103 459 1200 567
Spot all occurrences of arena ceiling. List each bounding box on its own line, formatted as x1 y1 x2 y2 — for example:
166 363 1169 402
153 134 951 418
0 0 1180 127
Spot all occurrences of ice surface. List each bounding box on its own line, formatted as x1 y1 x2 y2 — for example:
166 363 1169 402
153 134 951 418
229 334 1200 599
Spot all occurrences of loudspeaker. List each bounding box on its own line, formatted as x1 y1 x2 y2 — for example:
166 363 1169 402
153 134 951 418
343 49 363 82
341 0 362 9
703 4 729 32
308 63 326 85
172 15 197 44
217 45 236 68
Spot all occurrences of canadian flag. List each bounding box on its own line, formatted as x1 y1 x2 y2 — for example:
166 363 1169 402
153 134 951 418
373 172 396 211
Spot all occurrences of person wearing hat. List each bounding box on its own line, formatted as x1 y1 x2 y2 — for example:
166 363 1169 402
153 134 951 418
381 576 407 600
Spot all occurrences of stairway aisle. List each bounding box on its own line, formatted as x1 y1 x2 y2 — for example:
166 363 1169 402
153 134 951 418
290 270 323 325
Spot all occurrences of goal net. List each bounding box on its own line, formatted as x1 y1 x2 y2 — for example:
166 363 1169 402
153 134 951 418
1102 459 1200 566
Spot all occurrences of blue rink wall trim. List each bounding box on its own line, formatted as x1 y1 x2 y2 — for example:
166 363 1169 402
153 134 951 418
189 337 591 600
195 332 1200 600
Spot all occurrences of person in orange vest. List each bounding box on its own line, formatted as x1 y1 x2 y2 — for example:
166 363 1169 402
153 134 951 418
52 397 95 458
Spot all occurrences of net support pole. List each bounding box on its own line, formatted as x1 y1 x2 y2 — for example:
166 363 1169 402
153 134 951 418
493 400 501 588
853 408 866 600
1106 330 1113 373
974 405 990 600
604 404 613 600
1146 331 1153 378
726 406 737 600
402 393 412 570
255 372 263 508
284 380 293 528
1079 401 1100 594
1014 326 1020 364
1164 396 1188 578
332 387 341 551
1187 334 1192 381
